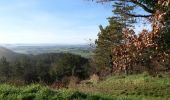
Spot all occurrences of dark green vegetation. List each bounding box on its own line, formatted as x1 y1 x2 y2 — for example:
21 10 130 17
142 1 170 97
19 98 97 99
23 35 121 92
93 18 124 75
0 51 91 84
0 84 114 100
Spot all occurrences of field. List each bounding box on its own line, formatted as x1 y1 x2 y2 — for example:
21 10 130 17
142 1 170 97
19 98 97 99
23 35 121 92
1 74 170 100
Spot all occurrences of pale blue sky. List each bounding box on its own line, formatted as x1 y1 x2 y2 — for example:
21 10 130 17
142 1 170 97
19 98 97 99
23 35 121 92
0 0 113 44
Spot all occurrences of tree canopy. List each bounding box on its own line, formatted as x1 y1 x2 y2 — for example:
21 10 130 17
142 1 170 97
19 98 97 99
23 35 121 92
93 0 170 75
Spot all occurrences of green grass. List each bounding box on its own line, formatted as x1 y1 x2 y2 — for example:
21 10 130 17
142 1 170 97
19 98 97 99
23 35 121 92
0 84 114 100
1 74 170 100
75 74 170 100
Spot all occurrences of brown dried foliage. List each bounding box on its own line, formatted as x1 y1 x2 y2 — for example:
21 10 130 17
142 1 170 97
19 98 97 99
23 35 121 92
111 0 170 74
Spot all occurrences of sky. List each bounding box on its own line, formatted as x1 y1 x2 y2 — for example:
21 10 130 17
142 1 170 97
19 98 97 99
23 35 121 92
0 0 113 44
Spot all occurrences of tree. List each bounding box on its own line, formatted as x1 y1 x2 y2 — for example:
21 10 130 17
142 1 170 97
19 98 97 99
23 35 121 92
111 0 170 75
96 0 170 50
51 53 90 80
19 57 38 83
0 57 12 81
92 0 170 75
93 18 124 74
12 61 24 80
36 60 52 84
94 0 157 17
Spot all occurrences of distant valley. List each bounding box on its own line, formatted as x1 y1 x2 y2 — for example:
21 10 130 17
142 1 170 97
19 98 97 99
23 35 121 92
0 47 25 61
1 44 94 58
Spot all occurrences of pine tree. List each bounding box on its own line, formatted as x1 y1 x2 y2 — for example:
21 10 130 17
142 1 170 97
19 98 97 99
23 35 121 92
93 18 124 73
0 57 12 80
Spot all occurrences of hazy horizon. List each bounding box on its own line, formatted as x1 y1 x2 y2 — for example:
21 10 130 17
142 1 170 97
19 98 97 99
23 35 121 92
0 43 90 45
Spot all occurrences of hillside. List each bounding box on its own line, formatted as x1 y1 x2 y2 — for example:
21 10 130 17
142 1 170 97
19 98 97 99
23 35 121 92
1 74 170 100
4 44 93 58
72 74 170 100
0 47 23 61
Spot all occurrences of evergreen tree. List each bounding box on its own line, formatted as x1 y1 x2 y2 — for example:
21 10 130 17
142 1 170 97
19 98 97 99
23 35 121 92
0 57 12 80
20 57 38 83
51 53 90 80
93 18 124 73
36 60 52 84
12 61 24 80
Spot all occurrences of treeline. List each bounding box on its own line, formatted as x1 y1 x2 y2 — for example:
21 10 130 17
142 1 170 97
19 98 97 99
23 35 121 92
0 53 91 84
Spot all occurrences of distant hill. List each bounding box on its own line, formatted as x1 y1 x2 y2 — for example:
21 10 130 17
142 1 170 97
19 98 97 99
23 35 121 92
0 47 23 61
3 44 94 58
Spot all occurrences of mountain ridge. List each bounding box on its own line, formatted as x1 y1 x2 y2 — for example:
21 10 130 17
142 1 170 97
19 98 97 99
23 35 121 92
0 46 22 61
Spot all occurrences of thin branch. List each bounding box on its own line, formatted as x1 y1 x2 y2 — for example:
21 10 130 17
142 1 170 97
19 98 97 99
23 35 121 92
131 0 154 13
96 0 155 13
124 12 153 17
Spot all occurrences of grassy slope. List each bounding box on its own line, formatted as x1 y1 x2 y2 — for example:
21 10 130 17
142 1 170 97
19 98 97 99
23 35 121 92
0 84 114 100
1 74 170 100
74 74 170 100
